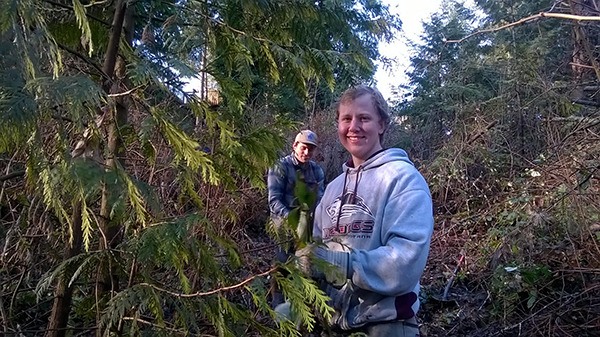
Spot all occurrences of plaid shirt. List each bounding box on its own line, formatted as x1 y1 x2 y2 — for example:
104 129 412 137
267 153 325 219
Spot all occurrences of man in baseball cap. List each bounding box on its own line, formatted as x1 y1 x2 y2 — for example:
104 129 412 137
266 129 325 307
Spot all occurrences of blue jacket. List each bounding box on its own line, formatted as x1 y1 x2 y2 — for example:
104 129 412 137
267 153 325 220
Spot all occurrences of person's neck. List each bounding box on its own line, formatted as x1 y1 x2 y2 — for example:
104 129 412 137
350 148 386 167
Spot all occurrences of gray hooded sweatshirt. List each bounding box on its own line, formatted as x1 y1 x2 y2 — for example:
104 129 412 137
312 148 434 330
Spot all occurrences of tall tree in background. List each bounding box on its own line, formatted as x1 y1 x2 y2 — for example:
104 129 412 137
567 0 600 105
0 0 399 336
397 1 487 159
399 0 569 210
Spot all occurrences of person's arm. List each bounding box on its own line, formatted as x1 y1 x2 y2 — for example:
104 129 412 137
315 165 325 204
267 162 291 218
349 188 433 296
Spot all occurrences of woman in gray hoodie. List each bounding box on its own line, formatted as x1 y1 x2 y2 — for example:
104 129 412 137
309 85 434 336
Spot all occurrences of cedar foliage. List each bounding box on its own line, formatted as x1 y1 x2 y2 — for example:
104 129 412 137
0 0 398 336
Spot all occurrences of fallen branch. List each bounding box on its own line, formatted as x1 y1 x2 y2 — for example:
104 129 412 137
0 170 25 182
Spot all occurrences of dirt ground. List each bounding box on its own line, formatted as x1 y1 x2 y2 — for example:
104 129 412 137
245 215 600 337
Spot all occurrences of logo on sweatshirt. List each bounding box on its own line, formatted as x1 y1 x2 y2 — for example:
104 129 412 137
323 192 374 239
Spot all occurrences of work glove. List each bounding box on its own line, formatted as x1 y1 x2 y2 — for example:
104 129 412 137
324 282 355 330
313 246 351 287
273 300 292 323
295 244 351 287
294 243 319 277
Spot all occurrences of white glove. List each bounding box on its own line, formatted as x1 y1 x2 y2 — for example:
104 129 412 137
313 246 352 287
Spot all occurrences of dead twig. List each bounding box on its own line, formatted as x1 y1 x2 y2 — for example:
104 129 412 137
138 266 277 298
442 252 465 301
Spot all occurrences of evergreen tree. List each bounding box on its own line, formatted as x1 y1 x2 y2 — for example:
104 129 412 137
0 0 399 336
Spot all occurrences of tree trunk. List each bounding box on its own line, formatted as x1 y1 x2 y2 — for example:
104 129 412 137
569 0 600 103
45 1 129 336
45 202 84 337
96 1 133 335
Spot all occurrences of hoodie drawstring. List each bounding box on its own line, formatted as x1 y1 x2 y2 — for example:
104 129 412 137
349 166 361 205
334 165 362 231
335 169 349 231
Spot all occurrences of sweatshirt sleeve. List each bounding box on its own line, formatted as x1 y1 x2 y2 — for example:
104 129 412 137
350 188 434 296
267 162 290 218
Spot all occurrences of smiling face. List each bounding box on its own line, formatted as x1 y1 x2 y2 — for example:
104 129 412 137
292 141 316 163
337 93 385 166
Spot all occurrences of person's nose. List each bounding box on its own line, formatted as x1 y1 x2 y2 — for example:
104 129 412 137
349 116 361 131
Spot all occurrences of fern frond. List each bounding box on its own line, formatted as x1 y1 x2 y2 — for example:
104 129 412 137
38 162 71 228
100 284 149 332
80 197 94 251
115 161 149 227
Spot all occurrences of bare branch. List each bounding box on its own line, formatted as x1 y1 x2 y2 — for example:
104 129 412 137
572 99 600 107
0 171 25 182
107 85 145 97
57 43 111 82
446 12 600 44
42 0 110 26
138 266 278 298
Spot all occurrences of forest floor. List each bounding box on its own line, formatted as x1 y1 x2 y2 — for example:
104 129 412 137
245 215 600 337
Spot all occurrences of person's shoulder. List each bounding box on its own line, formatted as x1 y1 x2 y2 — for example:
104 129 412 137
379 159 422 178
279 154 297 167
272 154 291 165
384 160 430 192
309 160 324 169
273 154 297 174
269 155 289 174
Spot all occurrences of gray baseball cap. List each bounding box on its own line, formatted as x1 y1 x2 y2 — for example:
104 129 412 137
294 130 318 147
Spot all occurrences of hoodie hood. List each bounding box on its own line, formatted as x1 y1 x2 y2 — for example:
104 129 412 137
342 148 414 172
